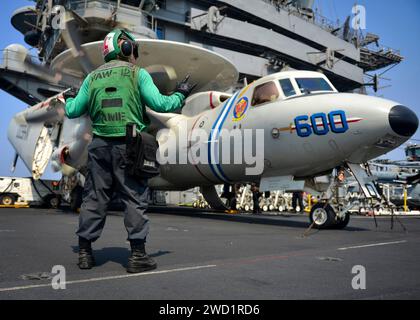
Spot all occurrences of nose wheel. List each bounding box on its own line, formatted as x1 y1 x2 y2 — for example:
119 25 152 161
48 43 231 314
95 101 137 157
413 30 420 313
310 203 335 229
309 203 351 229
333 212 350 229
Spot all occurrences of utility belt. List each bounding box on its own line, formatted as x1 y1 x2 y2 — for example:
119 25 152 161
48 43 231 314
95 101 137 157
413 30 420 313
125 123 160 180
93 135 126 142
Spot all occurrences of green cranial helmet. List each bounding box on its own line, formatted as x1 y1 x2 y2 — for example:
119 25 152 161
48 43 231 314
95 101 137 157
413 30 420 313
103 29 138 63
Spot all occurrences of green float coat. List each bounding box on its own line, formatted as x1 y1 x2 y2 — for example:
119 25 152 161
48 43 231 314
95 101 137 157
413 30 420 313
66 60 185 137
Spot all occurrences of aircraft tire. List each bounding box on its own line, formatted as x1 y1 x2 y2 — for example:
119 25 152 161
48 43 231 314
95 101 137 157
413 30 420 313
309 203 335 229
333 213 350 229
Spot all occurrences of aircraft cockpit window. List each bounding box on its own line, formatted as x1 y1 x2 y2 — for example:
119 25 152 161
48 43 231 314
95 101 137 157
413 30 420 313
296 78 333 94
279 79 296 97
251 82 279 107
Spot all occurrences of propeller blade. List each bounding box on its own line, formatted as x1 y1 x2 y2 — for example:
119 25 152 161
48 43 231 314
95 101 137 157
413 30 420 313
61 12 94 75
145 65 178 94
23 55 81 88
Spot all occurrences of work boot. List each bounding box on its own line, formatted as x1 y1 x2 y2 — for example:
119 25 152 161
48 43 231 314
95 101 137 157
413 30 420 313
78 237 95 270
127 241 157 274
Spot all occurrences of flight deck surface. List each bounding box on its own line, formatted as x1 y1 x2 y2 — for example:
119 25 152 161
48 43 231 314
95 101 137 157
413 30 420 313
0 208 419 300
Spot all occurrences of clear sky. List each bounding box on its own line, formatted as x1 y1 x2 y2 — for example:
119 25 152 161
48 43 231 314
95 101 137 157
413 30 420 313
0 0 419 179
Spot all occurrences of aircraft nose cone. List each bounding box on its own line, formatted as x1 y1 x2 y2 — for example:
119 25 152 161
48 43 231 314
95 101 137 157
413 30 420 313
389 105 419 137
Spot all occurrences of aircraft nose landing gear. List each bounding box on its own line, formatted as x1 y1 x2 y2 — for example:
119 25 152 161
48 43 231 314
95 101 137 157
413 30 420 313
309 203 350 229
307 163 383 231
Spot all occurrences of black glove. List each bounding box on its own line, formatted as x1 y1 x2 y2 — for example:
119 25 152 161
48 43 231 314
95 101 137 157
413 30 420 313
63 87 79 100
175 75 197 98
63 147 70 162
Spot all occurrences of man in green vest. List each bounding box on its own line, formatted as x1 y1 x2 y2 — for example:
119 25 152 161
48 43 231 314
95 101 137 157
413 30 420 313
65 29 195 273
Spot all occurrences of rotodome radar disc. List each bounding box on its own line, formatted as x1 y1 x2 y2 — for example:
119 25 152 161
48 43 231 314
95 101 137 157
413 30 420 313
52 39 239 94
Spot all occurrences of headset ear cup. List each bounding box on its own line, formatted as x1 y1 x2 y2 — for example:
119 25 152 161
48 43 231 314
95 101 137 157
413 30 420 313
133 44 139 60
120 41 133 57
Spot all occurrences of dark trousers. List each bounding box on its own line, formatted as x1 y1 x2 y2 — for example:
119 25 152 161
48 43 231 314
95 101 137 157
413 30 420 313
292 192 304 211
253 192 261 214
76 137 150 242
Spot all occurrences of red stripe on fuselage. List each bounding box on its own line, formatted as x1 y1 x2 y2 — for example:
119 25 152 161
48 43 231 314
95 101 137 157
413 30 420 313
209 92 215 109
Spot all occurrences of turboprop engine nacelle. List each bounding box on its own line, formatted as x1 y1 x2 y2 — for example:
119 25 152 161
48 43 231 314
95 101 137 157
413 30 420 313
182 91 232 117
50 116 92 175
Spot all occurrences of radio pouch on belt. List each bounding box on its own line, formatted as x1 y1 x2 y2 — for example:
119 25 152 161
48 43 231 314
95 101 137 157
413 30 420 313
126 123 160 179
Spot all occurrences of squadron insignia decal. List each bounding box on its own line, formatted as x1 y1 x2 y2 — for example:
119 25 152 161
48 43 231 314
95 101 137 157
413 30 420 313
233 97 249 122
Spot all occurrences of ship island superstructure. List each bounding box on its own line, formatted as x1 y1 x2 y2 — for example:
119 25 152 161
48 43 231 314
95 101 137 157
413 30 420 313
1 0 403 106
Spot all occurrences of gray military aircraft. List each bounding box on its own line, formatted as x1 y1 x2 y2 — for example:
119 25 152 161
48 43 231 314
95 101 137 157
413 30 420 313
368 158 420 210
6 38 419 230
